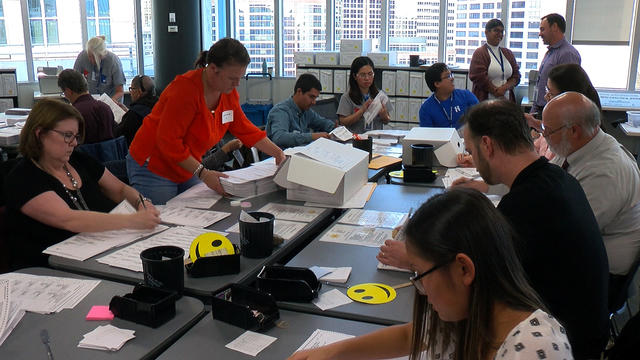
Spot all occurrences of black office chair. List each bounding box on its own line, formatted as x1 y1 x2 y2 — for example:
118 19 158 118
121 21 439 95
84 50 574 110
609 256 640 338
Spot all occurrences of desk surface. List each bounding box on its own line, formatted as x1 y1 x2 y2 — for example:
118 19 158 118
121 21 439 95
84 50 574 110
49 190 335 298
620 122 640 137
0 267 205 360
282 185 442 325
157 309 384 360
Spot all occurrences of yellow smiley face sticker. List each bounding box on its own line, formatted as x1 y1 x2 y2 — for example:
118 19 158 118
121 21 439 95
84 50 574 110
189 233 235 263
347 283 397 304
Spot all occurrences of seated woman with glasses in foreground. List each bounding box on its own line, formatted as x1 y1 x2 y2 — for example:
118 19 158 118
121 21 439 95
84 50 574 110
5 99 161 270
289 188 572 360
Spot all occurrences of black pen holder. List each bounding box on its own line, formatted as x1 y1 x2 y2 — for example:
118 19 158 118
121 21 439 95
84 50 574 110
185 244 241 278
256 265 321 302
211 284 280 332
403 165 437 183
109 284 177 328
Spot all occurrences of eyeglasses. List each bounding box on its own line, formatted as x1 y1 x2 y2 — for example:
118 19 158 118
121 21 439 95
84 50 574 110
356 72 375 79
439 72 454 81
544 86 560 98
50 129 81 144
541 122 573 137
409 260 452 295
128 86 139 91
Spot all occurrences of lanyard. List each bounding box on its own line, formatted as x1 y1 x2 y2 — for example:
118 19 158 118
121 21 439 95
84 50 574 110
434 93 454 127
486 45 505 80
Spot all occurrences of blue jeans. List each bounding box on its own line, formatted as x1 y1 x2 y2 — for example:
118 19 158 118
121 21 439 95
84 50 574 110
126 153 201 205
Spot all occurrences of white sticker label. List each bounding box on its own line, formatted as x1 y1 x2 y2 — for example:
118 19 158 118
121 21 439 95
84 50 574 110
222 110 233 124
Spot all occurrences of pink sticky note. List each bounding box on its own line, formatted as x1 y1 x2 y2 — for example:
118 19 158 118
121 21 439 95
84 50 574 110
86 305 114 321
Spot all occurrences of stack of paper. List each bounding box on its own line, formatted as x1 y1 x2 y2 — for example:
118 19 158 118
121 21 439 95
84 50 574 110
318 224 392 248
442 167 480 188
296 329 355 351
0 273 100 314
220 161 279 197
258 203 323 222
0 280 26 346
159 206 230 228
339 209 407 229
0 127 20 146
225 331 277 357
97 93 126 124
166 182 223 209
309 266 352 283
330 126 353 142
78 325 135 351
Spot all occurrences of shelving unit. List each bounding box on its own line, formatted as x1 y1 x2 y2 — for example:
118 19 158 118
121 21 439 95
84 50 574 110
296 64 470 129
0 69 18 112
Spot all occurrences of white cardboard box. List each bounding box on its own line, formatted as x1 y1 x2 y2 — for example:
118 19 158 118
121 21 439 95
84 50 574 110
423 80 432 97
315 52 340 65
340 52 363 66
340 39 372 54
395 98 409 122
395 71 410 96
274 138 369 206
319 69 333 93
409 98 422 124
401 127 464 167
409 72 424 97
293 52 315 65
387 98 396 121
333 70 348 93
367 52 398 66
381 71 396 96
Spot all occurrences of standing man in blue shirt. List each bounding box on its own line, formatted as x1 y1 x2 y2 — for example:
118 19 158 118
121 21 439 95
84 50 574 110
419 63 478 128
266 74 336 149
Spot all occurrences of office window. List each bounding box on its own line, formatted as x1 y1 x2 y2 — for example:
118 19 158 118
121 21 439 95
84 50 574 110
236 0 275 74
456 39 465 46
467 49 474 55
525 62 537 69
528 32 538 38
528 21 540 28
29 0 58 45
527 42 538 49
526 52 537 59
456 48 464 54
482 12 492 19
469 13 480 19
283 0 326 76
457 13 467 19
483 3 494 9
509 41 522 48
87 0 111 42
470 4 480 10
388 0 436 66
469 31 479 37
578 44 629 88
469 40 479 46
469 22 479 28
512 1 525 8
456 22 466 28
510 32 523 39
511 11 524 18
142 0 153 75
456 31 466 37
511 21 523 28
457 4 467 10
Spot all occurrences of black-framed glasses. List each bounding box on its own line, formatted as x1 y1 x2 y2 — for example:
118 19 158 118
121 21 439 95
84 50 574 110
439 72 454 81
50 129 81 144
410 260 452 295
541 122 573 137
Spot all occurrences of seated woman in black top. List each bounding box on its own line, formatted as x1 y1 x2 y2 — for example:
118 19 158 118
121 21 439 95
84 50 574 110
115 75 159 146
5 99 161 269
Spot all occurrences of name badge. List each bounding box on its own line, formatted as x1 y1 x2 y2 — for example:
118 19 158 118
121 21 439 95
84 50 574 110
222 110 233 124
91 71 97 81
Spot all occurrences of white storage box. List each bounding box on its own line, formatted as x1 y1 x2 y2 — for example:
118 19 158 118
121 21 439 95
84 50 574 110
340 39 372 54
381 71 396 96
319 70 333 93
333 70 348 93
401 127 464 167
409 98 422 124
293 52 315 65
627 111 640 127
395 71 409 96
395 98 409 122
367 52 398 66
274 138 369 206
315 52 340 65
409 72 424 97
340 52 362 66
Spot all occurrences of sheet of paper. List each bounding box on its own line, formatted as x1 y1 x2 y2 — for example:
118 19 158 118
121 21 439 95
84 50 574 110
330 126 353 142
78 324 135 351
362 91 389 126
225 330 277 357
166 182 222 209
97 226 224 272
299 138 358 170
0 280 26 346
97 93 126 124
308 266 332 279
442 167 480 188
339 209 407 229
312 289 353 311
295 329 355 352
318 267 352 283
226 219 306 242
160 206 230 228
372 138 397 145
258 203 323 222
305 183 376 209
319 224 392 248
377 262 412 273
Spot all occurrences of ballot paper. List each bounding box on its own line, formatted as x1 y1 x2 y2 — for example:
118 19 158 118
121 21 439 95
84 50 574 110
0 273 100 314
319 224 393 248
295 329 355 352
220 161 279 197
377 262 412 273
258 203 323 222
305 183 376 209
312 289 353 311
441 167 480 188
78 324 135 351
226 219 306 241
97 226 224 272
0 280 25 346
330 126 353 142
310 267 352 283
339 209 407 229
362 91 389 126
159 206 230 228
97 93 126 124
166 182 223 209
225 331 277 357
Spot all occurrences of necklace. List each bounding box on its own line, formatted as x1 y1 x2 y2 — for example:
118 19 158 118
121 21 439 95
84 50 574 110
62 163 89 210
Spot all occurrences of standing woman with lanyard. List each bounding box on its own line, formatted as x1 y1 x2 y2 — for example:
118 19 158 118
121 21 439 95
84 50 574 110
469 19 521 102
127 38 285 205
73 36 126 103
337 56 392 133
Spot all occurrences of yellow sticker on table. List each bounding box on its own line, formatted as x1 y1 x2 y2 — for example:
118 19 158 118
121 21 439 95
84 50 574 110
388 170 403 179
189 233 235 263
347 283 397 304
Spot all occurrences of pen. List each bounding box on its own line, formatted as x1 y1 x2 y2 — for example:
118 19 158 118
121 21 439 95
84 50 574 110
40 329 54 360
138 193 147 209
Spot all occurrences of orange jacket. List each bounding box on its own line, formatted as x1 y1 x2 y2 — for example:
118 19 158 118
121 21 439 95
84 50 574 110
129 68 266 183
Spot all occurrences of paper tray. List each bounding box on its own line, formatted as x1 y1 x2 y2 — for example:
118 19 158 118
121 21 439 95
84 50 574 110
185 244 241 278
109 284 177 328
256 265 321 302
211 284 279 332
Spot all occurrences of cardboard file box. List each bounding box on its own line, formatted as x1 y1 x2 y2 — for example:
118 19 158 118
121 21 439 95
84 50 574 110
340 52 363 66
315 52 340 65
409 98 422 123
340 39 372 53
274 138 368 206
395 71 409 96
333 70 347 93
367 52 398 66
394 98 409 122
409 72 424 97
293 52 315 65
319 69 333 93
401 127 464 167
381 71 396 96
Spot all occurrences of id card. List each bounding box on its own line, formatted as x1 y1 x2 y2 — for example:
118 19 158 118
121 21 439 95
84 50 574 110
222 110 233 124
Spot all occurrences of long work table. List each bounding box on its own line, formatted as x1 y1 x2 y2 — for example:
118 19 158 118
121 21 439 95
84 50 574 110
281 185 443 325
49 190 336 299
0 267 205 360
